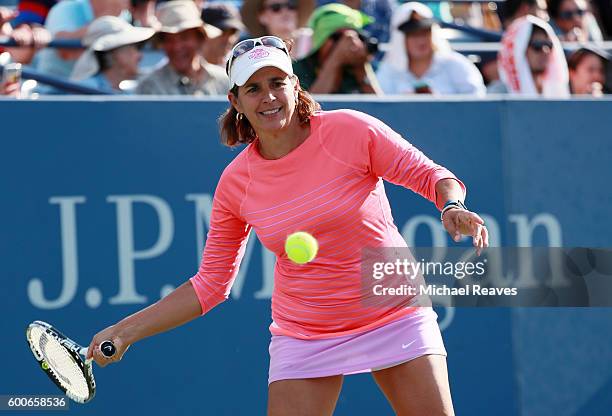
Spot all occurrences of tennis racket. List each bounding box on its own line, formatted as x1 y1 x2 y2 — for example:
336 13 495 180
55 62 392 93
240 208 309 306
26 320 116 403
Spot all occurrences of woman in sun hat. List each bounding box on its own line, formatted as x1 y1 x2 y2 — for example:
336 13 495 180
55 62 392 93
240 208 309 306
240 0 315 59
87 35 489 415
568 45 609 96
70 16 155 93
240 0 315 38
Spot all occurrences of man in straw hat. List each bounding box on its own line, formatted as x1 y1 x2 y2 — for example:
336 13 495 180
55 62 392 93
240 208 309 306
70 16 155 93
136 0 228 95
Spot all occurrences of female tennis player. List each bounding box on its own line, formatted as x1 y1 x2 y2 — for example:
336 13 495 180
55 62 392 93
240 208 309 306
88 36 488 416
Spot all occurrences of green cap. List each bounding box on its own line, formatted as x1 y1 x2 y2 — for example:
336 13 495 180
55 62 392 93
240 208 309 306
308 3 374 55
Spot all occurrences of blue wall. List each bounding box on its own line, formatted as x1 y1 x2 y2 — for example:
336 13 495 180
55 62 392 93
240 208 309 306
1 97 611 415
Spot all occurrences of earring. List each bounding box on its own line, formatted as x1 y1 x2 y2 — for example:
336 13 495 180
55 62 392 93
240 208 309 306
235 112 243 122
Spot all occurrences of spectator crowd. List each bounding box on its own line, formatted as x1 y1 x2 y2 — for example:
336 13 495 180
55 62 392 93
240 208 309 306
0 0 610 97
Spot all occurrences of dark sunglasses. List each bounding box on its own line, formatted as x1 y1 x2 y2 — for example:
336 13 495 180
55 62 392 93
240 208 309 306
558 8 586 20
528 40 553 52
265 2 297 13
226 36 290 75
329 30 367 44
328 31 379 55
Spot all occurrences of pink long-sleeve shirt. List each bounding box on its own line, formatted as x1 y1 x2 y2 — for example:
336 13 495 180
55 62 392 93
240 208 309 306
190 109 465 339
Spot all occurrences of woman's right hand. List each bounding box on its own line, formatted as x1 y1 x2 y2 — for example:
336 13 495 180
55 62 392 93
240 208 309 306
87 324 131 367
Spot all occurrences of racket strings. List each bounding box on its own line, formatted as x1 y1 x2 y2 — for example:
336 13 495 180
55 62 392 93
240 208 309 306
29 326 90 401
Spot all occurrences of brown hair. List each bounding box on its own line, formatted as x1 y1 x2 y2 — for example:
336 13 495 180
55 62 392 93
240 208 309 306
567 48 605 70
219 79 320 148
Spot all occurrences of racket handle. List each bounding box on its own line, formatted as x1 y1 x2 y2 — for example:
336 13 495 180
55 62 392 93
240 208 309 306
100 340 116 357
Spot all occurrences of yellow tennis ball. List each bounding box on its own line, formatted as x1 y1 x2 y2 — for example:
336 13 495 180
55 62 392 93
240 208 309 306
285 232 318 264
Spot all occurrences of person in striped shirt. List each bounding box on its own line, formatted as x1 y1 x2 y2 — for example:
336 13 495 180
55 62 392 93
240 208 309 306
88 36 489 415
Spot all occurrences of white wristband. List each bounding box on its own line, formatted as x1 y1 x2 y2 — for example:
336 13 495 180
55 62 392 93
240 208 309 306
440 200 467 222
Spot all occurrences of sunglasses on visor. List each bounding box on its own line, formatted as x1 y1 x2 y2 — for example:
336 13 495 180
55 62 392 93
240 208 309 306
226 36 290 75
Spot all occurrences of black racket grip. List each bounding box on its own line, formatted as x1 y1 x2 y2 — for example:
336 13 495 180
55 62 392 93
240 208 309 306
100 340 116 357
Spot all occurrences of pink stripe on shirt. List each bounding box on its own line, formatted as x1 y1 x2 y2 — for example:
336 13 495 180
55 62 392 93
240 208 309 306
190 109 465 339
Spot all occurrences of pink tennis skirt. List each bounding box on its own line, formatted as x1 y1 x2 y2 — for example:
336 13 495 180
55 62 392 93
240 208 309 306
268 307 447 384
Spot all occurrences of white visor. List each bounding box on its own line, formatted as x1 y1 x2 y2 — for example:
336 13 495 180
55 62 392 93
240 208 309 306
229 45 294 88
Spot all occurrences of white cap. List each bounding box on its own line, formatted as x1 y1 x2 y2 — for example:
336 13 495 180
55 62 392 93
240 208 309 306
228 45 293 88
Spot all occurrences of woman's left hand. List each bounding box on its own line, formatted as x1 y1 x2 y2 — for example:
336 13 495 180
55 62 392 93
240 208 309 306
442 208 489 255
1 80 19 96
